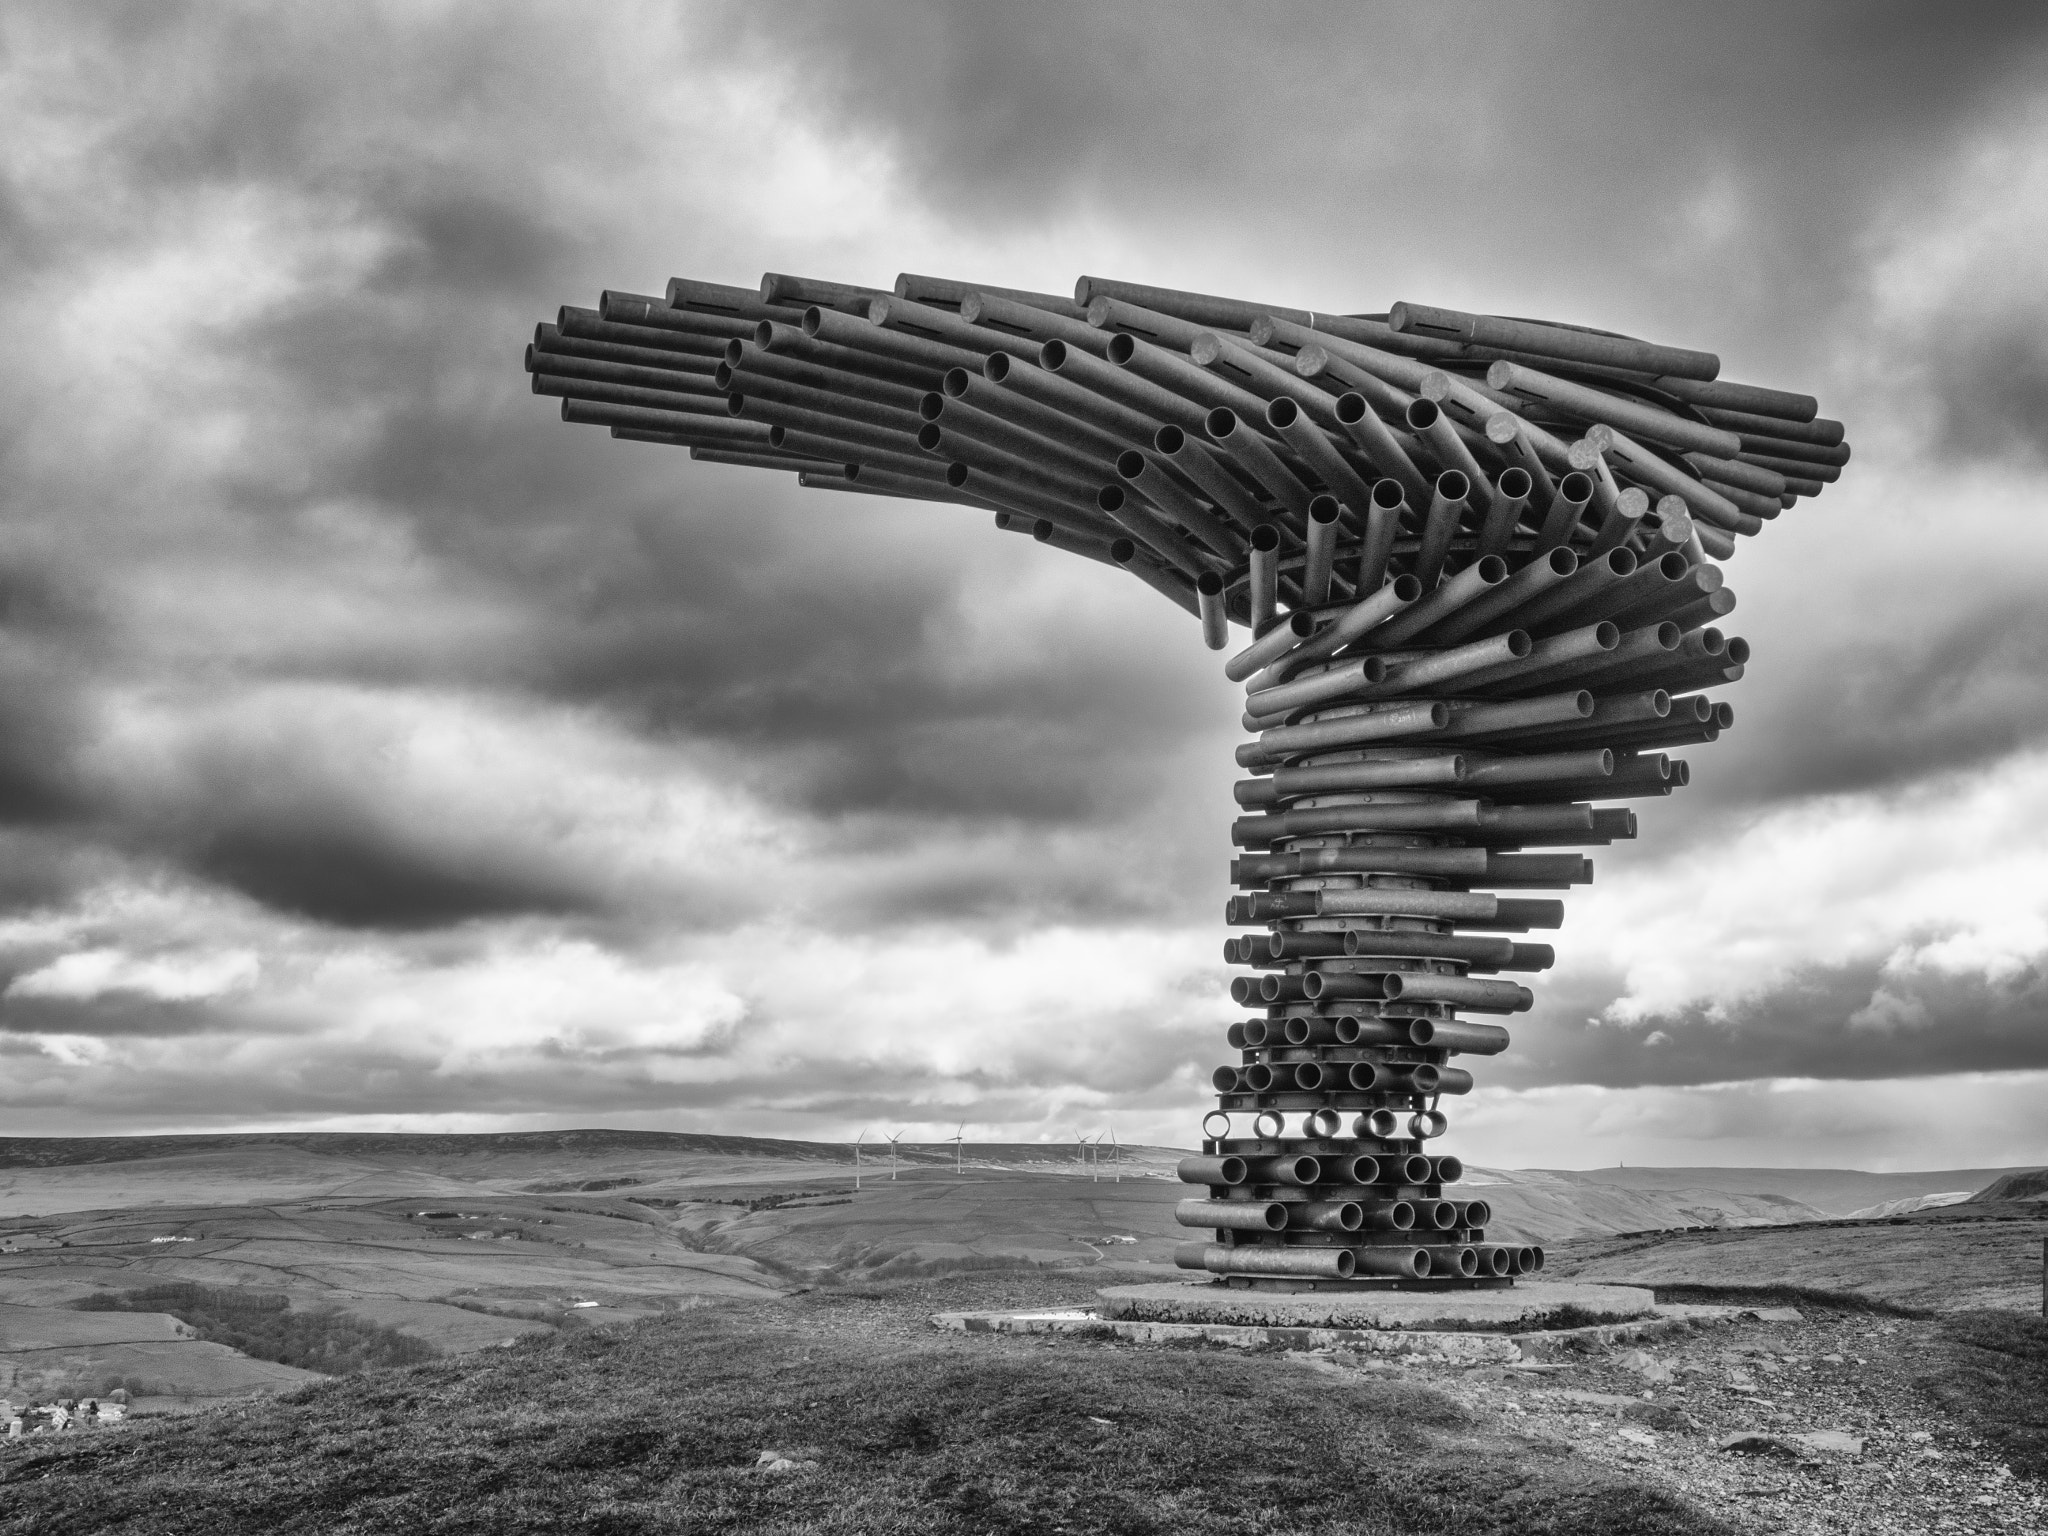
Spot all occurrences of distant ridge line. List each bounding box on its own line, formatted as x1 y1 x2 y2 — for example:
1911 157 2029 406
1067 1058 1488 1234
0 1130 858 1169
0 1131 1189 1171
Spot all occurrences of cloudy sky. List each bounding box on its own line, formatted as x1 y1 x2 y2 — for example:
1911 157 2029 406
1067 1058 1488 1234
2 1 2045 1169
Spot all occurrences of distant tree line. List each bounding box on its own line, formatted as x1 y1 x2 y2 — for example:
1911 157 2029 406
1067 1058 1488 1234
75 1284 438 1375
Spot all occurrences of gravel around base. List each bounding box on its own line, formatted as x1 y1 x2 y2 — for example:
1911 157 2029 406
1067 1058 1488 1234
1303 1305 2046 1536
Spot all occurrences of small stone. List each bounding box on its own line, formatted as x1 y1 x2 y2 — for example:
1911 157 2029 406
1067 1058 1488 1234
1821 1353 1844 1364
1618 1427 1656 1447
1718 1432 1792 1457
1791 1431 1865 1457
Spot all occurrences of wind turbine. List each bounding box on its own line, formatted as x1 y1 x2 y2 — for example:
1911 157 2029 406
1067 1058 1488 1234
854 1128 868 1192
886 1131 903 1181
1108 1126 1120 1183
948 1122 965 1175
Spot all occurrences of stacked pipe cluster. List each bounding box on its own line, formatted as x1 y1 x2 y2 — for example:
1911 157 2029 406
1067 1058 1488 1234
527 269 1841 1289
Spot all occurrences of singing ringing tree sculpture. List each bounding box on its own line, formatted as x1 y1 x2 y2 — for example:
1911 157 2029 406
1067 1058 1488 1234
527 269 1843 1290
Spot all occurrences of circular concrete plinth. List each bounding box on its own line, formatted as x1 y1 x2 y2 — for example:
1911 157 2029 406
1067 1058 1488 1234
1096 1280 1654 1332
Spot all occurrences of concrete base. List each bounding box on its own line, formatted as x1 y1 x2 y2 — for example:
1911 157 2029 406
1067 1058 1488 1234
1095 1279 1653 1333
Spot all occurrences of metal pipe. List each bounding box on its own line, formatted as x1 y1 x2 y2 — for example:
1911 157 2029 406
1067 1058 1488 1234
1682 451 1788 498
1226 606 1314 684
1383 973 1535 1013
1376 629 1531 695
1247 525 1283 631
1493 547 1639 632
1461 748 1614 788
1656 376 1818 424
1414 468 1472 587
725 339 928 410
1486 360 1743 457
556 306 736 362
894 273 1088 321
1176 1198 1286 1232
1695 403 1842 445
561 397 762 439
1477 466 1534 557
983 348 1157 446
919 423 1104 505
1459 620 1618 692
1242 1154 1323 1186
694 446 832 473
532 371 725 417
1265 396 1380 516
600 290 771 342
1094 486 1208 575
1259 755 1466 801
532 331 723 379
1433 690 1595 741
1247 571 1421 686
1177 1155 1249 1186
663 277 810 328
1315 890 1502 920
1235 845 1487 881
772 427 934 478
1112 537 1204 620
1405 399 1493 521
1039 337 1206 434
920 393 1114 486
1151 424 1276 531
870 294 1029 358
761 273 892 315
1287 1201 1366 1233
1418 546 1579 646
1371 555 1510 647
804 303 983 373
1205 408 1318 518
1197 572 1230 649
1353 1248 1429 1279
725 362 924 433
1581 426 1756 535
1586 485 1650 558
1545 551 1695 631
1390 302 1721 381
1418 1245 1480 1279
1484 411 1561 505
1244 701 1451 762
1116 450 1246 559
1302 496 1341 605
1108 331 1284 430
1700 477 1784 523
960 291 1112 356
1405 1018 1514 1054
1331 392 1434 506
753 320 938 390
943 366 1126 460
1178 1243 1357 1279
1089 294 1232 353
1074 275 1313 332
1534 470 1596 553
1034 519 1122 567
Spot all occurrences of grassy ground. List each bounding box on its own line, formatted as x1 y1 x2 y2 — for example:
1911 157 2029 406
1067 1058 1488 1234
1918 1310 2048 1479
0 1273 1734 1536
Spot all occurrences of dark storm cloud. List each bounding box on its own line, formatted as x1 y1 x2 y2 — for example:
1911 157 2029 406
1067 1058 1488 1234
1498 950 2048 1090
1913 311 2048 468
0 993 230 1041
703 0 2048 375
1697 592 2048 807
0 1 2044 1147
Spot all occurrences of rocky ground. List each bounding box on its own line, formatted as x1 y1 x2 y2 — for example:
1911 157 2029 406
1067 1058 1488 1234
1308 1303 2044 1535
